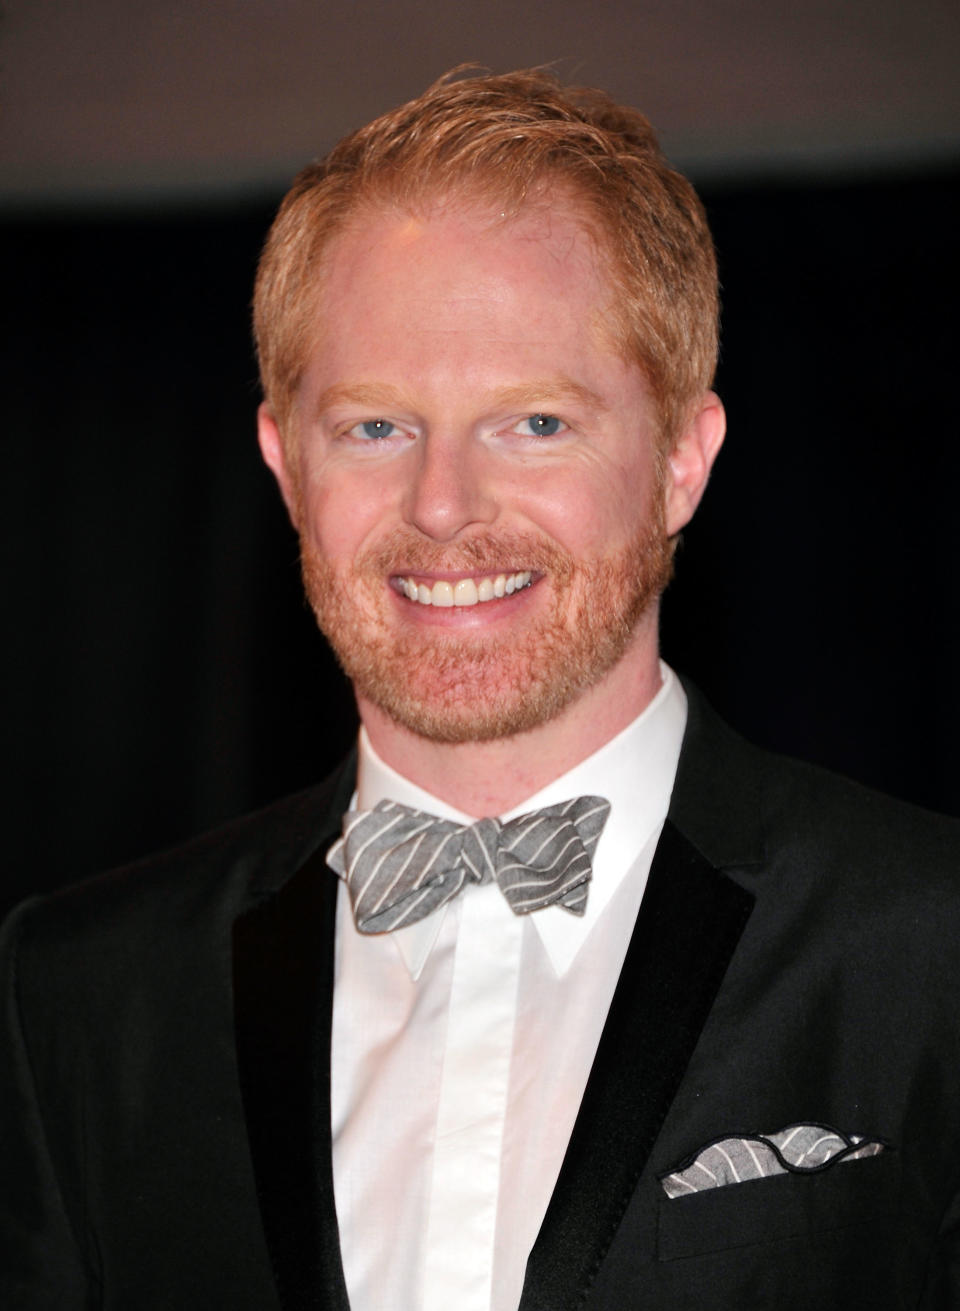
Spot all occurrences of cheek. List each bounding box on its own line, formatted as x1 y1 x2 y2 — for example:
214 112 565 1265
298 473 396 560
520 463 657 555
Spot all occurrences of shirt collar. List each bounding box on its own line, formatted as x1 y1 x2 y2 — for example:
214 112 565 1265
351 662 687 978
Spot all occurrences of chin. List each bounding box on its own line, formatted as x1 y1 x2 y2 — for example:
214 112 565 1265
356 644 596 744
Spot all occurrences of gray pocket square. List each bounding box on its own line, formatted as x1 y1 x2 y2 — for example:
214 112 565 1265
660 1123 888 1198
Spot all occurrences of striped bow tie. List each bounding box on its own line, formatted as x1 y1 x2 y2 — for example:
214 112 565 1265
326 796 611 934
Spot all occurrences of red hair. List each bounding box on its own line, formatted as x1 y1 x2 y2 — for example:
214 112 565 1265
254 66 718 449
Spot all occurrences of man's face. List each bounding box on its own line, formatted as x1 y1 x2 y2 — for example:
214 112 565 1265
262 199 693 743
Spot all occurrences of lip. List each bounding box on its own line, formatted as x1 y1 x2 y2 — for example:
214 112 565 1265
390 570 532 583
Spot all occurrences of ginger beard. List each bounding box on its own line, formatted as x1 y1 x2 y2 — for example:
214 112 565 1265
299 503 674 745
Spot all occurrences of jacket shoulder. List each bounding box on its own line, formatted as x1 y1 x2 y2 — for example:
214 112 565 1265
675 680 960 900
2 754 355 977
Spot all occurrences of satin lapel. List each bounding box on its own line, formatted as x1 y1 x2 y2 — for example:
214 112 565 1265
233 844 349 1311
520 819 755 1311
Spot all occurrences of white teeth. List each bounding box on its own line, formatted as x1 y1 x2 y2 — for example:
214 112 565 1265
399 570 531 608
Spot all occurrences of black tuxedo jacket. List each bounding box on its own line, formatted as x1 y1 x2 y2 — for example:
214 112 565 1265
3 686 960 1309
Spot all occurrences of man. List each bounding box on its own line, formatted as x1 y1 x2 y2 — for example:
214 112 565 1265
2 68 959 1310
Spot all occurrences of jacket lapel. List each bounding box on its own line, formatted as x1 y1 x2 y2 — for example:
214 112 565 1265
232 767 354 1311
521 687 761 1311
520 822 754 1310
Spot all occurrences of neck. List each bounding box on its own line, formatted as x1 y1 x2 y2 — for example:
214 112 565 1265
357 626 663 816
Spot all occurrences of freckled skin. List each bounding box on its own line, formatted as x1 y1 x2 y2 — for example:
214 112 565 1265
259 199 724 811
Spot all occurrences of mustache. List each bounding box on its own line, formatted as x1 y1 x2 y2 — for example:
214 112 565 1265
357 529 575 580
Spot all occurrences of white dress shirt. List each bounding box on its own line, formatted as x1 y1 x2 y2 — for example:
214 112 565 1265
330 663 688 1311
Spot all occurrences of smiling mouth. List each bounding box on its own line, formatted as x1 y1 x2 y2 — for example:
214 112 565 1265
396 570 533 608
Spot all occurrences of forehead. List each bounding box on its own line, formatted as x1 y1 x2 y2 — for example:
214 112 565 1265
302 197 624 388
331 192 605 293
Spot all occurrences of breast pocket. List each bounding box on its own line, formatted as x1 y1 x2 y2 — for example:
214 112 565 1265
657 1153 900 1262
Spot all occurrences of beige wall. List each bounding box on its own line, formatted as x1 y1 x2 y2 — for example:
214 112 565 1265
3 0 960 204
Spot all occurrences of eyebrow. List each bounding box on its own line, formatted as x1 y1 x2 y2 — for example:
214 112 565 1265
486 379 609 413
311 383 410 416
311 377 608 417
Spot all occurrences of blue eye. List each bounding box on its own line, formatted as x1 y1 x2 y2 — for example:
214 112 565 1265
354 419 397 440
519 414 565 437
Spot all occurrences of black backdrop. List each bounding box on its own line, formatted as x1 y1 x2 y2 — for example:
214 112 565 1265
3 167 958 918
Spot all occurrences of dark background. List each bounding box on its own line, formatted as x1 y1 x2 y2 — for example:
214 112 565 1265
3 163 958 918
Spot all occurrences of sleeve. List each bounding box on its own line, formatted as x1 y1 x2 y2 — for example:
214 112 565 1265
919 1182 960 1309
0 900 93 1309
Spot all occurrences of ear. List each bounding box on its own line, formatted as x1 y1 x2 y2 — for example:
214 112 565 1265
257 403 300 527
663 391 726 537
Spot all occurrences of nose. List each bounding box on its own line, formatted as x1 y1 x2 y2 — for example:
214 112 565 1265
403 433 498 542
